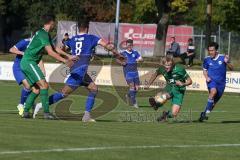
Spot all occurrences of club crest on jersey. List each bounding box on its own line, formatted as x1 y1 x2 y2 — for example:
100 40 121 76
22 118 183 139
218 61 222 65
132 54 135 58
209 63 213 66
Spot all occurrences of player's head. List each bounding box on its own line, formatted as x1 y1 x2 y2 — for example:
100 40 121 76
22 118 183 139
208 42 219 58
170 36 175 43
64 33 69 39
161 55 175 72
42 14 55 32
78 19 89 33
188 38 193 44
126 39 133 51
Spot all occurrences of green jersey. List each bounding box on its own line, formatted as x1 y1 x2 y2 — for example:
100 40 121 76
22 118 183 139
23 28 51 63
156 64 190 91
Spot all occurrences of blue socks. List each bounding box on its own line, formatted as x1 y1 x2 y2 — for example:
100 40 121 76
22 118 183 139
49 92 65 105
204 98 214 113
49 91 97 112
20 87 31 105
85 91 97 112
128 89 137 105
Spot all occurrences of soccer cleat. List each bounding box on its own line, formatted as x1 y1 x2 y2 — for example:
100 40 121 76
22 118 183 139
43 112 55 120
125 94 133 106
17 104 24 116
198 112 209 122
157 111 168 122
82 111 96 122
33 103 42 119
23 112 31 119
149 97 158 110
132 103 139 109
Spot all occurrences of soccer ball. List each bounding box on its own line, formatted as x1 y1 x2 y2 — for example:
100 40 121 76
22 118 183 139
154 92 168 105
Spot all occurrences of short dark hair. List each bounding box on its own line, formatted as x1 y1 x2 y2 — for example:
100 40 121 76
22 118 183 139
78 19 89 30
171 36 175 40
188 38 193 42
64 33 69 36
126 39 133 44
208 42 219 50
41 14 55 25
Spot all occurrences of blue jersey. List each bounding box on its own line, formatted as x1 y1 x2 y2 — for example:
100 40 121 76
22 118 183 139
14 39 31 63
66 33 100 75
203 54 227 85
121 50 141 75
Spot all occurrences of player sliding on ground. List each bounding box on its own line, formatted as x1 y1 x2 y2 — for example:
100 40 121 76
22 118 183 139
20 14 76 119
120 39 143 108
33 19 126 122
145 56 192 122
10 38 45 116
199 42 233 122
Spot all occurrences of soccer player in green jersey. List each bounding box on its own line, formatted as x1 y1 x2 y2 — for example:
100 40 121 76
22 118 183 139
20 14 76 119
146 56 192 122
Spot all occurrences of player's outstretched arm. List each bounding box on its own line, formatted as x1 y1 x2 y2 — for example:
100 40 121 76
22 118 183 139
45 45 73 67
9 46 24 55
145 71 158 89
98 40 126 63
175 77 192 87
55 46 79 61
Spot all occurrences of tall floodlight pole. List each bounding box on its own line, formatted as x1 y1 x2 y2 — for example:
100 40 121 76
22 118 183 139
114 0 120 49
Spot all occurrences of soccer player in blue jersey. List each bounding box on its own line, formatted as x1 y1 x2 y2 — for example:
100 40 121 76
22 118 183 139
199 42 233 122
121 39 143 108
33 20 125 121
9 38 45 116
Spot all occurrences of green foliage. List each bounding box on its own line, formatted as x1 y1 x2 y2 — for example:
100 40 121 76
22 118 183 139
0 0 239 35
185 0 240 32
133 0 158 23
0 0 6 15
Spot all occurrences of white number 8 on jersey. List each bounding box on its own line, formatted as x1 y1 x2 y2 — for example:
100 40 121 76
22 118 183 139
75 42 82 55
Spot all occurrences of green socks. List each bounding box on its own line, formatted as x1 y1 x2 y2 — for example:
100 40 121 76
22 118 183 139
167 111 174 118
24 92 38 112
40 89 49 113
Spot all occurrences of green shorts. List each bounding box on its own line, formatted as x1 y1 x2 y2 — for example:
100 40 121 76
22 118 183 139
20 59 45 87
170 89 185 106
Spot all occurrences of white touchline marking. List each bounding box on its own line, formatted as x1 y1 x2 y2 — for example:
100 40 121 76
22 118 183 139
1 144 240 155
0 109 230 113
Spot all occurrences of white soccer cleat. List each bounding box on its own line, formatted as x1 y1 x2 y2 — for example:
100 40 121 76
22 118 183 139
17 104 24 116
82 111 96 122
33 103 42 119
132 103 139 109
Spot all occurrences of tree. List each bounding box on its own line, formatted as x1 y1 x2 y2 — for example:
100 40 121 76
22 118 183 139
205 0 212 54
153 0 193 56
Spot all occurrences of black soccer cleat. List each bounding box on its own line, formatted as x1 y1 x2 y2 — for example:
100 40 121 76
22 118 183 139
198 112 208 122
44 112 55 120
149 97 158 110
157 111 169 122
23 112 32 119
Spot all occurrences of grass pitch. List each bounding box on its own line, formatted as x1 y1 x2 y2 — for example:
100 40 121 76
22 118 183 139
0 81 240 160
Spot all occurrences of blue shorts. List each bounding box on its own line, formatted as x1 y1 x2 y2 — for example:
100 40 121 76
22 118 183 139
124 72 140 85
12 61 25 85
207 81 225 103
66 73 93 89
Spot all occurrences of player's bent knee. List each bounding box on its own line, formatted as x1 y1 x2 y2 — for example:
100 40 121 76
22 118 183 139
22 80 31 90
88 83 98 93
37 80 49 89
32 88 40 95
209 89 217 98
